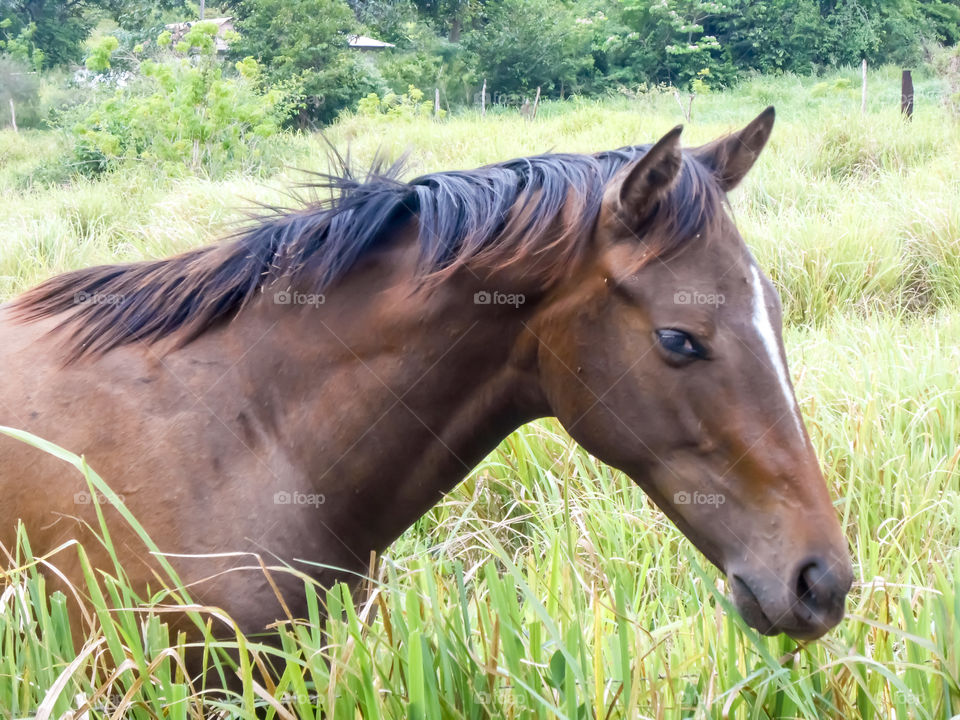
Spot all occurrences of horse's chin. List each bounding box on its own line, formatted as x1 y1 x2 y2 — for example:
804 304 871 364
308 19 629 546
728 574 840 641
729 575 777 636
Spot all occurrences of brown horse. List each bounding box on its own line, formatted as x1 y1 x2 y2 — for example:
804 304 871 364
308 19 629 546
0 108 852 667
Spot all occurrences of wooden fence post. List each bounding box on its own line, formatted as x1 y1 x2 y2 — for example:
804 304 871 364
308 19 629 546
435 88 440 116
532 86 541 120
481 78 486 117
8 98 17 133
901 69 914 119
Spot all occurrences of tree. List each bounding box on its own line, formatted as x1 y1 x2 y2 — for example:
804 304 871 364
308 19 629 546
411 0 473 40
94 0 194 32
708 0 956 76
710 0 828 74
229 0 376 125
612 0 733 88
464 0 595 99
0 0 93 67
0 0 197 68
348 0 421 45
923 0 960 45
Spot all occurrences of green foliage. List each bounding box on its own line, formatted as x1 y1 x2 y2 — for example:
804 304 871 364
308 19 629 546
2 0 960 111
592 0 960 90
689 66 711 94
229 0 376 125
0 0 94 68
353 0 422 44
0 18 44 70
0 1 200 70
67 27 291 177
356 84 441 118
655 0 730 84
598 0 732 89
463 0 596 99
411 0 473 39
95 0 195 32
3 0 958 119
376 42 444 94
710 0 955 76
174 19 219 55
811 76 854 98
84 35 120 72
926 0 960 45
365 19 457 100
352 0 477 105
707 0 826 75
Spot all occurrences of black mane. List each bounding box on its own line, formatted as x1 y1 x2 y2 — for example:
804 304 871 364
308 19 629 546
11 146 724 357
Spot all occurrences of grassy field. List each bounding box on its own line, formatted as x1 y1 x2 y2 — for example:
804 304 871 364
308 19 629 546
1 66 959 718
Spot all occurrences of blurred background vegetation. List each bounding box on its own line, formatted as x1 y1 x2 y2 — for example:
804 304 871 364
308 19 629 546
1 0 960 181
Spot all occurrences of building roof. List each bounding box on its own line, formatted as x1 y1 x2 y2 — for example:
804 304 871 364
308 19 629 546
348 34 395 49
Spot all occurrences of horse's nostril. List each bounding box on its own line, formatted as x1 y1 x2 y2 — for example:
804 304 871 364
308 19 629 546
796 562 818 605
795 558 843 618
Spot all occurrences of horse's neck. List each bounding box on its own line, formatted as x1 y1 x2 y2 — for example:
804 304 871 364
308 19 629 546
227 253 550 556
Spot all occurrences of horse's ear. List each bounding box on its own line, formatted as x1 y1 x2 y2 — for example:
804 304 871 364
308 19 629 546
609 125 683 227
694 106 775 191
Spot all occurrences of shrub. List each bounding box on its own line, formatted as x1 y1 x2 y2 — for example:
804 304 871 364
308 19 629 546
85 35 120 73
463 0 595 98
371 21 445 92
66 23 293 178
356 85 440 118
229 0 377 126
0 2 90 69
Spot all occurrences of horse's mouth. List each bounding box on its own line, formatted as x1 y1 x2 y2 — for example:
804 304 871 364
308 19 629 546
730 574 777 635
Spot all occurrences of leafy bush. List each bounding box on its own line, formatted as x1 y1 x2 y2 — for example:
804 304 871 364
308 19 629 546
463 0 595 98
371 21 449 93
597 0 735 90
66 23 292 178
356 85 441 118
85 35 120 72
0 18 43 70
0 2 91 69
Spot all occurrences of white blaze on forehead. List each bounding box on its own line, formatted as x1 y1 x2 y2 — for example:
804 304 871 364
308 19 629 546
749 264 805 437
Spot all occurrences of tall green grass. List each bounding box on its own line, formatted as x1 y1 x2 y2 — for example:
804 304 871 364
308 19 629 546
1 68 959 718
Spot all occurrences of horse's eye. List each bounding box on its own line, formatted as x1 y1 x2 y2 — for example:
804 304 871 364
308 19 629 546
655 329 707 360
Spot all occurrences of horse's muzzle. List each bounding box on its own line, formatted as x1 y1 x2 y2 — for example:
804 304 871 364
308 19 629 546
729 553 854 640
